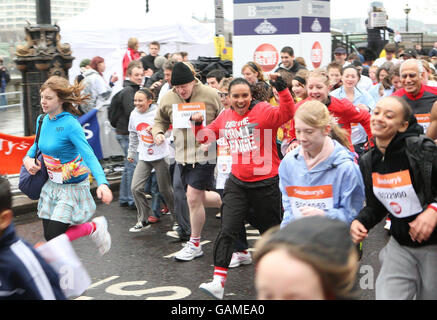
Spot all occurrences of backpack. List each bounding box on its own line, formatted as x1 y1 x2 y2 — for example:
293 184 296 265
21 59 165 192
107 90 123 128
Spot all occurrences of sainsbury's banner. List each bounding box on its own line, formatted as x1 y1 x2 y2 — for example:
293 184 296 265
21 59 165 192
1 107 123 175
0 133 35 175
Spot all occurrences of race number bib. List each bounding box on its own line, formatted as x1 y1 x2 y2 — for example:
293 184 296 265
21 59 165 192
217 142 232 174
43 154 63 184
286 185 333 219
373 170 422 218
172 103 206 129
415 113 430 132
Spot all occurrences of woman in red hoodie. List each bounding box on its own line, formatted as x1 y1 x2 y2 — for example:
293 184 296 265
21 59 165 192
122 37 141 79
282 69 373 155
190 75 296 299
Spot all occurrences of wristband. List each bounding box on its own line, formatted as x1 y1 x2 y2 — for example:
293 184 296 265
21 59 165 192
428 203 437 212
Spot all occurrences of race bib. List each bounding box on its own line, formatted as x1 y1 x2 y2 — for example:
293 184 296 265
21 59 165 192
42 154 63 184
373 170 422 218
415 113 430 132
217 142 232 174
286 185 333 219
172 103 206 129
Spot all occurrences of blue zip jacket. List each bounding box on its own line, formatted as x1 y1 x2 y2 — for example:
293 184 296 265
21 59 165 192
0 224 66 300
279 140 365 228
330 86 375 145
26 112 108 186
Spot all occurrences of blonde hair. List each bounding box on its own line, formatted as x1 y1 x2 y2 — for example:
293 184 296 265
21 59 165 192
308 68 330 87
127 37 139 50
295 100 351 150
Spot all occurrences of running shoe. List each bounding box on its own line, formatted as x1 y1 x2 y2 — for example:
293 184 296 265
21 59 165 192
384 218 391 231
91 216 111 255
161 206 171 215
174 242 203 261
129 222 150 232
148 216 160 224
229 251 252 268
199 279 224 300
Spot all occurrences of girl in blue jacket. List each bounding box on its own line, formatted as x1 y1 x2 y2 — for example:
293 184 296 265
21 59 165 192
23 76 112 255
279 100 365 228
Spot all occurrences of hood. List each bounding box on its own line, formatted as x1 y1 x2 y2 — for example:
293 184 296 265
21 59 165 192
0 224 18 249
83 68 99 77
294 139 355 173
384 114 423 154
123 79 140 88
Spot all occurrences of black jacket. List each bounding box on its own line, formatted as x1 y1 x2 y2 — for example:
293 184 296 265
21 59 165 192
357 118 437 247
274 61 306 77
140 55 157 72
115 79 140 135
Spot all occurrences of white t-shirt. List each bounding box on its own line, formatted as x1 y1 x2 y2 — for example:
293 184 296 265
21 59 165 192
373 57 400 68
128 104 169 161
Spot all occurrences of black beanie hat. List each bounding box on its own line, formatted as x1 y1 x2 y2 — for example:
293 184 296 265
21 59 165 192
171 62 195 86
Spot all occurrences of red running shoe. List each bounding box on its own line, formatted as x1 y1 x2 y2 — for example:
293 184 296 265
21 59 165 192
148 216 160 223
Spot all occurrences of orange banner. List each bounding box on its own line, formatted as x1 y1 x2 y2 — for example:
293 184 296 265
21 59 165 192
0 132 35 175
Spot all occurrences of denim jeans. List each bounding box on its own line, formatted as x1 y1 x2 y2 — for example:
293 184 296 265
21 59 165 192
0 86 7 106
145 172 163 218
116 134 136 206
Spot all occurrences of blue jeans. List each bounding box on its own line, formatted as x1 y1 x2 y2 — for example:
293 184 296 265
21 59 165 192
116 134 136 206
0 87 7 106
144 172 163 218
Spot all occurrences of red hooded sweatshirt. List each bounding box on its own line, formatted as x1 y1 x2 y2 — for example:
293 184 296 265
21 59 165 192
281 96 372 151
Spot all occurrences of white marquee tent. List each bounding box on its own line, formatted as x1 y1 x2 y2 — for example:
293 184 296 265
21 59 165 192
58 0 215 88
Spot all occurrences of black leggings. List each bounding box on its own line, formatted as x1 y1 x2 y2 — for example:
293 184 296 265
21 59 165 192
213 176 282 268
42 219 70 241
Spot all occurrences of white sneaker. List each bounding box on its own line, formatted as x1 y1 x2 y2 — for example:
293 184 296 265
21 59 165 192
172 222 179 231
199 279 224 300
129 222 150 233
229 251 252 268
384 218 391 230
91 216 111 255
174 242 203 261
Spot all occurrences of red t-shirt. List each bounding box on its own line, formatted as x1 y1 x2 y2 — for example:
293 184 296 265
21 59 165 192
193 89 295 182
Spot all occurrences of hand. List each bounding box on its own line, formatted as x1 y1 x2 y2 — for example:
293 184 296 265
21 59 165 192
110 73 118 83
150 80 162 90
200 143 211 152
408 208 437 243
145 126 153 134
24 156 41 175
350 220 368 244
144 68 154 77
190 112 204 123
154 133 165 145
97 184 113 205
300 206 325 217
269 73 287 92
286 141 300 154
356 103 369 112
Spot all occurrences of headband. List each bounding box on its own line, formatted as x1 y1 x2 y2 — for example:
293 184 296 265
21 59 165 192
294 76 306 86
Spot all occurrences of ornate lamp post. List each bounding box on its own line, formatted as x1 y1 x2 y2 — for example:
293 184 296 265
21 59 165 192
14 0 74 136
404 3 411 32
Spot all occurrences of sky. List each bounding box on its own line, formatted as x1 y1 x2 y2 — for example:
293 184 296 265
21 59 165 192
180 0 437 24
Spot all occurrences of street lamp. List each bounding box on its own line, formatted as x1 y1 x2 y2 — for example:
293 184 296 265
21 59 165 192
404 3 411 32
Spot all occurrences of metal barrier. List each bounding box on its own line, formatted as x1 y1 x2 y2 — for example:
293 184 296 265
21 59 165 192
0 90 23 110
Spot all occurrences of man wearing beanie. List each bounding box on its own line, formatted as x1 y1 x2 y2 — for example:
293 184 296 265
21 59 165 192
152 62 223 261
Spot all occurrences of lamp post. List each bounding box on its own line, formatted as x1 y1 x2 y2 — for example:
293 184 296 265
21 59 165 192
14 0 74 135
404 3 411 32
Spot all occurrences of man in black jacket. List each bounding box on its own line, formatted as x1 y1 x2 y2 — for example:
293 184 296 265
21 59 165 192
274 46 306 77
141 41 160 74
114 60 144 209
